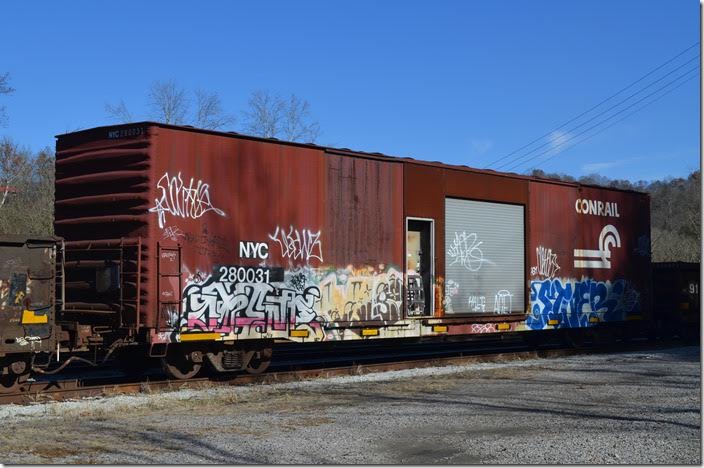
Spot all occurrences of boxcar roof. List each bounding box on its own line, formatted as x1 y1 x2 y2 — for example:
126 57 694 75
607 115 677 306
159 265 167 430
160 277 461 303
56 121 649 196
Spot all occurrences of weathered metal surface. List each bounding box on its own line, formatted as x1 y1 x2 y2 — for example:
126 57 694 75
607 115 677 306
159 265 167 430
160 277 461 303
54 122 652 345
0 237 57 356
55 126 151 329
525 181 651 330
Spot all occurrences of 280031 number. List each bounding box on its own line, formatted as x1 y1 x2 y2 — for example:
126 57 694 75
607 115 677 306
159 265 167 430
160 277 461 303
218 266 270 283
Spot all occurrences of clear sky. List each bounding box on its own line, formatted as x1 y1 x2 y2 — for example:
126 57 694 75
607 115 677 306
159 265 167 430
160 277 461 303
0 0 699 181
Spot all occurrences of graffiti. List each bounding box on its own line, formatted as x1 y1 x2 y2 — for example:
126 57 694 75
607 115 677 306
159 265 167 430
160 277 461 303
183 223 232 256
530 246 560 279
406 273 425 316
269 226 323 263
4 258 21 268
319 267 403 323
447 232 488 272
493 290 513 314
0 280 7 307
527 277 640 330
149 171 226 229
163 226 185 241
468 295 486 313
182 274 323 335
574 224 621 269
471 323 495 334
443 279 460 313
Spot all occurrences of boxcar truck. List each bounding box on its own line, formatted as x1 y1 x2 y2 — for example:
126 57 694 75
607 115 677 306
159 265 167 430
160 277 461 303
54 122 653 379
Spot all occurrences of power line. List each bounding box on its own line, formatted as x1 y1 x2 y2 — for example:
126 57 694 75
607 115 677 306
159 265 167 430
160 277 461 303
527 69 700 173
484 41 700 169
495 54 699 171
504 66 699 173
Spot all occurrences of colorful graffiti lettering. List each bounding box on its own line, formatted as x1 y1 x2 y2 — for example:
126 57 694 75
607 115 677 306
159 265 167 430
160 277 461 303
182 274 323 335
319 267 402 323
179 265 403 338
527 278 640 330
149 172 226 229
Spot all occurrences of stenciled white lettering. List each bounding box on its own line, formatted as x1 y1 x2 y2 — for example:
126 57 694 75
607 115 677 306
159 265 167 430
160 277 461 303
575 199 620 218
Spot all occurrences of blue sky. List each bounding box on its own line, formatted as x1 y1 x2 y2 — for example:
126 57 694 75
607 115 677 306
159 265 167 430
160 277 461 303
0 0 699 181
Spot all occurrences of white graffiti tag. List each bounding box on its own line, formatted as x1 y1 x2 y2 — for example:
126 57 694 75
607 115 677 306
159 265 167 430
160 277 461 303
149 172 226 229
468 295 486 312
530 246 560 278
163 226 185 241
447 232 488 272
493 290 513 314
269 226 324 263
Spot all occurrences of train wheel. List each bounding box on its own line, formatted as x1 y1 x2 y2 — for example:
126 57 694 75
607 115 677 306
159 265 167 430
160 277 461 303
161 348 202 380
244 347 273 375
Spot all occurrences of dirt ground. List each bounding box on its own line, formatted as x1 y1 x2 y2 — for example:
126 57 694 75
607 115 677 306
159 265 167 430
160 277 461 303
0 345 699 464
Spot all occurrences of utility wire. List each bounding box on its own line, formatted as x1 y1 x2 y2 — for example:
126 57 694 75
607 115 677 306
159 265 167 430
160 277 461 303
484 41 700 169
527 69 700 173
495 54 699 171
503 66 699 173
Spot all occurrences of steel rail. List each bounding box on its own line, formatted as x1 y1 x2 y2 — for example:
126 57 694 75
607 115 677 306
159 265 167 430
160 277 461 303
0 338 685 406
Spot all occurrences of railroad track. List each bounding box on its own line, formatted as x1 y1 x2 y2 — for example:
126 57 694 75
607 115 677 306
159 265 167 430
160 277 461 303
0 337 688 405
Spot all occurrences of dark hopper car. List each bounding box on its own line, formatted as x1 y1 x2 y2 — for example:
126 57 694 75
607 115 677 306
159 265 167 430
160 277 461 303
652 262 700 340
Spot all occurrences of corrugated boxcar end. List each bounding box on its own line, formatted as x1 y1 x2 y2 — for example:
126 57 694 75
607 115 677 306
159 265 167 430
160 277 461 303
55 123 152 336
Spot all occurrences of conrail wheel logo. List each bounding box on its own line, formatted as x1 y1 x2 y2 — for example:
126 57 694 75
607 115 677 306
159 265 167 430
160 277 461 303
573 224 621 269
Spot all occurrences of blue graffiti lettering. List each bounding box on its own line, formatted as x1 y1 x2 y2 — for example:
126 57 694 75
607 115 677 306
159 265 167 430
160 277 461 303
527 278 640 330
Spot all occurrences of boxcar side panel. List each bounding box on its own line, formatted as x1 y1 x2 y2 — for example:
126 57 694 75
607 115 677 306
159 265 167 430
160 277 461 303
150 128 404 342
526 181 651 330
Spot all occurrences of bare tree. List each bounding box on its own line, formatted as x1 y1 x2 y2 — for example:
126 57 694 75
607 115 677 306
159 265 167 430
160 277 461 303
148 80 188 125
243 90 320 142
242 90 284 138
194 89 235 130
104 100 134 123
0 72 15 126
0 138 30 211
282 94 321 142
0 139 53 236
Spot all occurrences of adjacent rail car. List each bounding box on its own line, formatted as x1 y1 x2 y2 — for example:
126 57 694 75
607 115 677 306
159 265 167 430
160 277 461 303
652 262 700 340
0 236 58 391
54 122 653 378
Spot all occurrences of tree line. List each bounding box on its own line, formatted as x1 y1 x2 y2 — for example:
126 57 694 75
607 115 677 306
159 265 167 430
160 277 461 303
0 73 699 265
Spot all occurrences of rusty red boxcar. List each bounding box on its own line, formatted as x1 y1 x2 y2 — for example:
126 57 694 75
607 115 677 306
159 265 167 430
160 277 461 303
53 122 652 378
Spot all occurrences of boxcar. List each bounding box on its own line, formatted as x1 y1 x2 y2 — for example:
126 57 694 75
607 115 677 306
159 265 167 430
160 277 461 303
54 122 652 378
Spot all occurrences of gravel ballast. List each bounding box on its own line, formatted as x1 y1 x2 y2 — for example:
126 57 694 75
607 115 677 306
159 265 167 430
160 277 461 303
0 345 699 464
